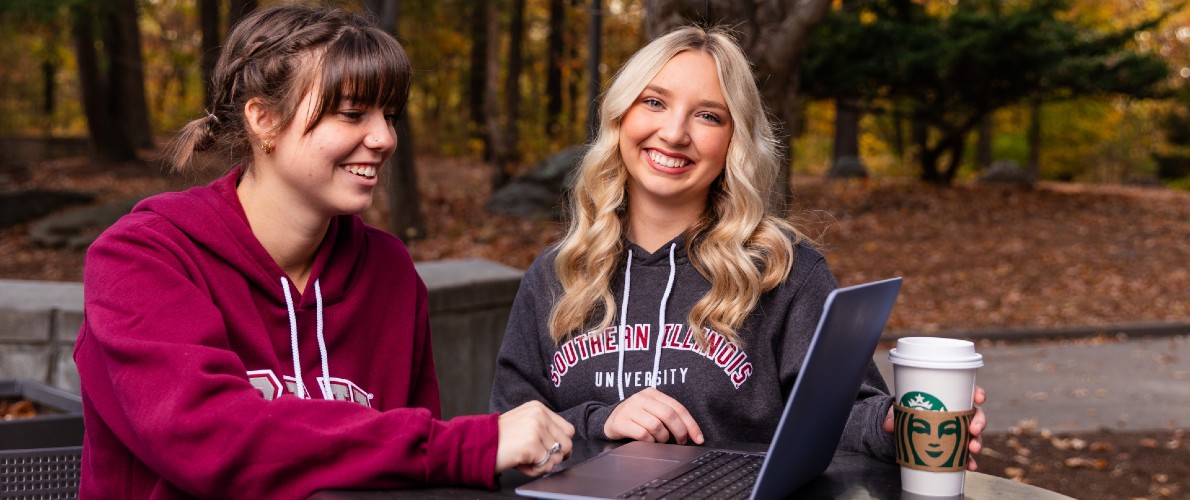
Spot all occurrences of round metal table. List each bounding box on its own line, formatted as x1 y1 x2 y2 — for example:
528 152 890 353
314 439 1073 499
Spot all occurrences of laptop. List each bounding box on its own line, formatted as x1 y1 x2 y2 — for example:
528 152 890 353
515 277 903 500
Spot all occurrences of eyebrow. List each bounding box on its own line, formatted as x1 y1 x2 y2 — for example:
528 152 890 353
642 85 729 112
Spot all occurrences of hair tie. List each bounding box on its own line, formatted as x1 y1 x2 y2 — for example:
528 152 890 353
206 112 220 125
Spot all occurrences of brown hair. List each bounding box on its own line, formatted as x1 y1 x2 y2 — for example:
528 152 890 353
168 4 411 172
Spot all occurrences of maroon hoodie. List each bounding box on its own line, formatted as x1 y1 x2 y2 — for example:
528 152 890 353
74 168 498 498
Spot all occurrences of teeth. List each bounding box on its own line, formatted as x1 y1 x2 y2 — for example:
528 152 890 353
346 165 377 179
648 150 690 168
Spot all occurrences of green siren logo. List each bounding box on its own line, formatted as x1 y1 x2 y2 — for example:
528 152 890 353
900 391 947 411
893 391 975 472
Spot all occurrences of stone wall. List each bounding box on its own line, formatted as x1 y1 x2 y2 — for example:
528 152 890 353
0 258 522 420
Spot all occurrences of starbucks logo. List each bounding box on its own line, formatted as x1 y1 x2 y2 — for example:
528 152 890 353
899 391 948 411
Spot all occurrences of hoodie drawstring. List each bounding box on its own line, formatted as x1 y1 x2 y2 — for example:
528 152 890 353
616 243 678 400
281 277 333 400
616 250 632 401
652 243 677 387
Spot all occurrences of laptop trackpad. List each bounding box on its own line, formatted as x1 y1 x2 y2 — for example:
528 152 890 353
572 454 681 481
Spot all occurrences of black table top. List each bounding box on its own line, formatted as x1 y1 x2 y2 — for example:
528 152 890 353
313 439 1072 499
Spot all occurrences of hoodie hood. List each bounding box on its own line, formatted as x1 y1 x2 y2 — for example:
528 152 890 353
132 166 364 309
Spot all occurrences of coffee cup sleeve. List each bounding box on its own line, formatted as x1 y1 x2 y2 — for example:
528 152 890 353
892 404 977 472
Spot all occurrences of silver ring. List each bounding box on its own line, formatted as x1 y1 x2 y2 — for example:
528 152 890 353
535 441 562 467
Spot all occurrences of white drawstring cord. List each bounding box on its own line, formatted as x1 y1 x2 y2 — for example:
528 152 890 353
651 243 677 386
616 249 633 401
314 279 332 400
281 278 306 399
281 277 332 400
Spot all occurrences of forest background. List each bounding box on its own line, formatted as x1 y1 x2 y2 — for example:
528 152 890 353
1 1 1189 498
7 0 1188 333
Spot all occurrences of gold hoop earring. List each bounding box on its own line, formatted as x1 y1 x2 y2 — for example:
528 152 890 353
261 138 274 155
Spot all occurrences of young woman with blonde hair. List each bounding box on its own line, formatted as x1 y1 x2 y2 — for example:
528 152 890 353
491 25 986 463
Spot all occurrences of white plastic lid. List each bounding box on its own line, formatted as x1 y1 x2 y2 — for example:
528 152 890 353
888 337 983 369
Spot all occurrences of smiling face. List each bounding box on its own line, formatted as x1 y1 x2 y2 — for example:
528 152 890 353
618 50 733 216
908 413 963 468
261 75 398 218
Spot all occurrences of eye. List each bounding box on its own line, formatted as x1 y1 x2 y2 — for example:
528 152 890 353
911 420 930 434
697 111 724 124
938 421 959 436
338 110 364 121
384 110 399 124
641 97 664 109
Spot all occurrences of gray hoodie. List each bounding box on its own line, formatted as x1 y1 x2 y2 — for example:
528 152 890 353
490 234 895 461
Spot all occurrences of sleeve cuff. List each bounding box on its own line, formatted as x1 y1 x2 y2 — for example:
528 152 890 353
423 413 500 489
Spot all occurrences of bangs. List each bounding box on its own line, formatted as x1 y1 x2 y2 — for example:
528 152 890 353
306 27 411 131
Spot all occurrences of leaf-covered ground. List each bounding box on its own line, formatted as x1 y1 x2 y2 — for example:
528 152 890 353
2 155 1188 499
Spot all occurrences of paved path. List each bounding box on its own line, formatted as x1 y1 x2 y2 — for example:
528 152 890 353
874 335 1190 434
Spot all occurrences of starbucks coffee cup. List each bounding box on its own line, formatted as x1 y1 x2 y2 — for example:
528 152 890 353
888 337 983 497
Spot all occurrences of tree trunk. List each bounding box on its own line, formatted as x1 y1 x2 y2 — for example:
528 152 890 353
492 0 526 190
976 115 994 170
828 97 867 178
71 2 135 163
1026 97 1042 181
917 124 942 184
546 0 565 137
643 0 833 214
468 1 489 156
42 60 55 126
484 1 506 179
105 0 154 150
586 0 603 142
388 112 425 241
200 0 219 110
568 0 582 135
942 132 966 184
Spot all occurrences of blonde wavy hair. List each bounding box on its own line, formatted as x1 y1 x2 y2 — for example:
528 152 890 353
549 25 804 346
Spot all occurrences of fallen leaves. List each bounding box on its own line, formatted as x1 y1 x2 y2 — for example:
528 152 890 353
791 177 1190 334
1 398 37 420
981 427 1190 499
1063 456 1109 470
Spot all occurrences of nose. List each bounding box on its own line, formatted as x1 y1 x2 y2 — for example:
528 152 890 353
657 113 691 146
365 113 397 153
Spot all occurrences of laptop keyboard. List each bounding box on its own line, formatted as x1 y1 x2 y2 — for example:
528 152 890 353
616 450 764 500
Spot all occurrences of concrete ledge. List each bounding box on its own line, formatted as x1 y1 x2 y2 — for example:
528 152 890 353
416 258 523 313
